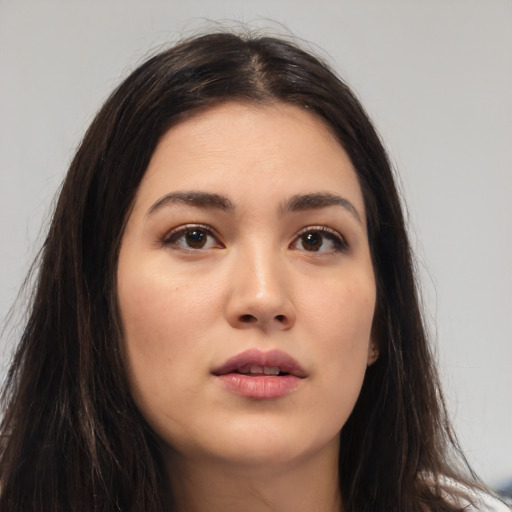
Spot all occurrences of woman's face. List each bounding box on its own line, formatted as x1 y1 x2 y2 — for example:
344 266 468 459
117 102 377 470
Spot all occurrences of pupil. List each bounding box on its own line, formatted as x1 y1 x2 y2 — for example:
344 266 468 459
186 230 206 248
302 232 322 251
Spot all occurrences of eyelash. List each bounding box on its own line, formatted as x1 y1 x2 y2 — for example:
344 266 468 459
161 224 348 253
162 224 223 250
293 226 349 253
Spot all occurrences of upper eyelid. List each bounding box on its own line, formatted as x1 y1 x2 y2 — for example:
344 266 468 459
291 225 349 253
296 225 339 234
294 225 346 241
162 223 222 243
161 223 347 246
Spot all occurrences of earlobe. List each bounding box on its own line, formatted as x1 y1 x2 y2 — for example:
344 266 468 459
367 341 379 366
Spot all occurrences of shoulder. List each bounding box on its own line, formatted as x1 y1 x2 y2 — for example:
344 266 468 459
440 478 511 512
468 492 511 512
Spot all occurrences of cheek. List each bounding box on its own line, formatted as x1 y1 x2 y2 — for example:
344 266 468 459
305 274 376 414
116 261 221 407
119 262 219 348
306 271 376 347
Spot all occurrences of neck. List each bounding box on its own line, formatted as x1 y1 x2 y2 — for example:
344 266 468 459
164 437 343 512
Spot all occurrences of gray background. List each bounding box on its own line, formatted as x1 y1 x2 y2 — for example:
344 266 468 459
1 0 511 489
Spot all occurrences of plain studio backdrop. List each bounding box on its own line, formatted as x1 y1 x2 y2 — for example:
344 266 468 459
0 0 511 491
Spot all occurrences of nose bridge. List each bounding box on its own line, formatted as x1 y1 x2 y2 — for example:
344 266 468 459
245 240 282 298
225 236 295 329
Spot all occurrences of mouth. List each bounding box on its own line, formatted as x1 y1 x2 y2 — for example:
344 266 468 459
212 349 306 399
234 365 289 376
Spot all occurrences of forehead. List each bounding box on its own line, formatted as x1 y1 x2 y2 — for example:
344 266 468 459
134 101 365 218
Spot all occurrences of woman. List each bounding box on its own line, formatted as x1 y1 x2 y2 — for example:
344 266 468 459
0 31 507 511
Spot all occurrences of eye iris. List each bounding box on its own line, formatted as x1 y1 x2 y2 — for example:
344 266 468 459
301 231 323 251
185 230 206 248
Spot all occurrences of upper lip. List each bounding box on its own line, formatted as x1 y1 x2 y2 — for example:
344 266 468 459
212 349 307 378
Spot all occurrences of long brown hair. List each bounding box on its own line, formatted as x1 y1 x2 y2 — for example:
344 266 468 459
1 31 485 511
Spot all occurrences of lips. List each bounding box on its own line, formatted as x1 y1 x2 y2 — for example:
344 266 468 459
212 349 306 399
212 349 307 378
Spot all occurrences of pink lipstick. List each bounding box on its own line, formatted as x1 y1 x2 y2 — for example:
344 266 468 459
212 349 306 399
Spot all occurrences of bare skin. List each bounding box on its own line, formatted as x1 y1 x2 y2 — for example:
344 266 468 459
166 434 342 512
117 102 377 511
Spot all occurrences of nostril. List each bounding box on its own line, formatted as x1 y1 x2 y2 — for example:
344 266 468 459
236 313 290 327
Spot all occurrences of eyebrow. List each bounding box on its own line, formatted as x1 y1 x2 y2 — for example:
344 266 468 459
146 190 362 224
281 192 363 224
146 191 235 216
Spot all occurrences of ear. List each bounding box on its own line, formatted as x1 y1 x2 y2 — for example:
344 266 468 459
367 339 379 366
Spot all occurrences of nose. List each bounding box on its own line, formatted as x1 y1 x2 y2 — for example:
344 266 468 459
224 246 296 332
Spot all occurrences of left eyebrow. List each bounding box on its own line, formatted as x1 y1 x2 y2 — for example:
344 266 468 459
280 192 363 225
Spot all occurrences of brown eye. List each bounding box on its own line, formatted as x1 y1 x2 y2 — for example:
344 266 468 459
291 227 348 253
301 231 323 251
185 229 208 249
163 225 223 250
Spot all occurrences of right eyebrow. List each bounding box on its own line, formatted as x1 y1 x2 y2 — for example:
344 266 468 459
146 191 235 217
281 192 363 225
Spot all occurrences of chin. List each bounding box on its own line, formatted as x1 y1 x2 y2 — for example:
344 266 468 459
176 418 341 473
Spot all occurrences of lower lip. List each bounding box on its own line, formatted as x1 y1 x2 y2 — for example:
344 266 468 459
216 373 302 399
